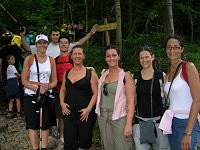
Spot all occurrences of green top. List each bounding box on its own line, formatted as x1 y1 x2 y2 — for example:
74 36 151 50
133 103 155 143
100 81 118 111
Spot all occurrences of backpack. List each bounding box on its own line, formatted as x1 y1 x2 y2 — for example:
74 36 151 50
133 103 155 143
28 54 54 69
54 54 73 65
182 61 200 84
54 54 73 86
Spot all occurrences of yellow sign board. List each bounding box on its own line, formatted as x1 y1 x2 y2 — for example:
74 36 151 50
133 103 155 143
98 22 117 32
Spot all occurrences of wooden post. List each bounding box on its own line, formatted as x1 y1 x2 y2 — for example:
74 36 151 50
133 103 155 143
104 18 110 46
98 19 117 47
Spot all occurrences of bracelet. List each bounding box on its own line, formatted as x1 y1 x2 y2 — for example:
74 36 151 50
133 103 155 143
184 132 192 136
86 107 91 112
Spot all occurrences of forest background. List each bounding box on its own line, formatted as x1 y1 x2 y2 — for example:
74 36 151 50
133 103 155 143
0 0 200 74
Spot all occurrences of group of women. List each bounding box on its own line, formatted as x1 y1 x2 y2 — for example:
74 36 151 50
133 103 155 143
21 34 200 150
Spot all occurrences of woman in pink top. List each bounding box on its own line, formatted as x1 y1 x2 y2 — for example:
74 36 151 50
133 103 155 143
164 35 200 150
95 45 135 150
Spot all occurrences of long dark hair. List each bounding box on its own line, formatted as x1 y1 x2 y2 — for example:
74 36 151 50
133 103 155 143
138 46 160 69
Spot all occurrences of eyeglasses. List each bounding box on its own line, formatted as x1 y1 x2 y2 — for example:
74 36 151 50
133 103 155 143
103 83 108 96
166 45 182 51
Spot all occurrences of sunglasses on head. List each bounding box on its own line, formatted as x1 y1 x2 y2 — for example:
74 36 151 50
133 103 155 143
103 83 108 96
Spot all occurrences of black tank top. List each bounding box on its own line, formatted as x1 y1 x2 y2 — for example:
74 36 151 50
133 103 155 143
65 69 92 111
135 70 164 118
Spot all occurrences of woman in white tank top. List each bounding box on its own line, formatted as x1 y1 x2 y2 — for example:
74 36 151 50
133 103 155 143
21 34 57 150
163 35 200 150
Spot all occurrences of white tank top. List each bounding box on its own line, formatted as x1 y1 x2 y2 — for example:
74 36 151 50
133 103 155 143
24 57 52 95
164 69 193 119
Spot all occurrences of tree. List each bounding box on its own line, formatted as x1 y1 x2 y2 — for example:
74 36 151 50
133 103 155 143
84 0 89 46
115 0 122 52
161 0 174 37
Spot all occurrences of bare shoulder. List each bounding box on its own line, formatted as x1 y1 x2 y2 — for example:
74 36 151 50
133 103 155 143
91 69 98 79
125 71 133 80
186 61 197 73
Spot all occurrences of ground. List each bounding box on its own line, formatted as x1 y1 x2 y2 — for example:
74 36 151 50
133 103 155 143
0 89 101 150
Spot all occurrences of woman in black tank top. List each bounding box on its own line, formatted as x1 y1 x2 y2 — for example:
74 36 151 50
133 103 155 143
59 45 98 150
133 46 170 150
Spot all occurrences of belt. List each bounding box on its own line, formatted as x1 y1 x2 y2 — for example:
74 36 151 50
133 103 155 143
135 115 161 122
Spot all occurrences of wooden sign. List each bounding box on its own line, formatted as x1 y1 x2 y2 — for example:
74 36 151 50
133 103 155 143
98 22 117 32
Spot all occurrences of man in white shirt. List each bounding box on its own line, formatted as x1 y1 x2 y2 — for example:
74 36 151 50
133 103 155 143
20 24 99 58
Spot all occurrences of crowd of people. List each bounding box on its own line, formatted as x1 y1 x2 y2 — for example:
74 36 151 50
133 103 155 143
0 25 199 150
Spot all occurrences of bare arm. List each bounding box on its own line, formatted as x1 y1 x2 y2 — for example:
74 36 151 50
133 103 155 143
80 69 98 121
20 28 31 51
181 62 200 149
21 56 38 91
124 71 135 137
15 73 21 78
76 24 99 45
87 70 98 110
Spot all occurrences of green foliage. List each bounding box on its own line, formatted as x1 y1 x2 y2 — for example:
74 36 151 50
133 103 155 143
184 43 200 71
83 45 106 76
1 0 200 72
122 32 169 73
85 32 200 75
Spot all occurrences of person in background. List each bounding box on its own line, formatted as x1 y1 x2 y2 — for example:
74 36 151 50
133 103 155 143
21 34 57 150
95 45 135 150
0 34 25 116
0 35 23 81
59 45 98 150
6 54 22 118
54 35 73 146
159 35 200 150
132 46 170 150
20 24 99 58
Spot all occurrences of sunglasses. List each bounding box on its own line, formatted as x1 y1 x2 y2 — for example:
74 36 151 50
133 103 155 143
103 83 108 96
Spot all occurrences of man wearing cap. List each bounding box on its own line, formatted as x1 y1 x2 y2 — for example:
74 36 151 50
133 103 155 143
21 34 57 150
20 24 99 59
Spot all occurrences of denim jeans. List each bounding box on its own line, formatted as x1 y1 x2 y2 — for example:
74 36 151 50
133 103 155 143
168 117 200 150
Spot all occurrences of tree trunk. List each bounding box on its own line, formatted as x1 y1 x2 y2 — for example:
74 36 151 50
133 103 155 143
84 0 89 47
128 0 133 28
115 0 122 54
161 0 174 37
62 0 66 24
189 14 193 42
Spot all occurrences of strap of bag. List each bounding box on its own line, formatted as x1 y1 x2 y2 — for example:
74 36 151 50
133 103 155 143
34 54 41 101
34 54 40 82
165 62 183 103
182 61 188 83
150 72 155 117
